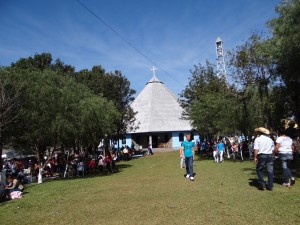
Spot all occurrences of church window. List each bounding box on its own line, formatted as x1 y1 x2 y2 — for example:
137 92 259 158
179 133 184 142
190 132 194 140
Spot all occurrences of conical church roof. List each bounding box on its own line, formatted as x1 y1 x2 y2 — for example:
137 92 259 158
129 75 192 133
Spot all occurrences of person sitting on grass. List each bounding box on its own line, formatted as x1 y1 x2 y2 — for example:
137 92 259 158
5 174 24 194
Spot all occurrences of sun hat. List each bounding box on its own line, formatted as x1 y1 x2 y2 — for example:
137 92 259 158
254 127 270 135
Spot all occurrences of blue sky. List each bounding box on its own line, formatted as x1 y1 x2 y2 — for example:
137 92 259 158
0 0 280 96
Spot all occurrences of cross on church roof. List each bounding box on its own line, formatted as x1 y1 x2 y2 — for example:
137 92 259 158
150 66 157 77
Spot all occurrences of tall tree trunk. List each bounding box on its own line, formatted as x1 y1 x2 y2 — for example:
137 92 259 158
293 94 300 123
241 97 249 135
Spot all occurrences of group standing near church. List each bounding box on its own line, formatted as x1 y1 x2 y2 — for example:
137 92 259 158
180 122 298 191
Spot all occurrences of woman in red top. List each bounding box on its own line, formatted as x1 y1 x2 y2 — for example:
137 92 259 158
105 154 112 174
88 159 96 174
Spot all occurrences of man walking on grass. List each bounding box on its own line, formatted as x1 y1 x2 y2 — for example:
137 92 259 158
253 127 274 191
217 139 225 163
180 133 195 181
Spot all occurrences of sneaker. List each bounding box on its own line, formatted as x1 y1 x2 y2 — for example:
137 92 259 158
266 185 273 191
190 177 194 181
185 174 190 178
258 186 266 191
290 178 296 186
282 183 291 187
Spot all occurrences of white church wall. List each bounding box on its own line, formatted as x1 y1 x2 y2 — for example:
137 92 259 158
172 131 200 149
172 131 183 149
112 132 200 150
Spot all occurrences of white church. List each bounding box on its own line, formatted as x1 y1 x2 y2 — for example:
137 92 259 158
118 67 199 150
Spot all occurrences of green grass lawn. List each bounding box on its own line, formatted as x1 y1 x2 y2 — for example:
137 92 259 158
1 151 299 225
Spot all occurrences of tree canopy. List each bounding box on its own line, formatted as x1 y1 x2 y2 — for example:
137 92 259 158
0 53 134 166
180 0 300 138
180 62 240 136
268 0 300 121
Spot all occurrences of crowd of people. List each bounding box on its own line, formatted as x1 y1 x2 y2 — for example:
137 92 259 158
180 121 299 189
1 123 298 201
180 133 250 181
0 143 149 202
254 126 297 190
195 136 250 162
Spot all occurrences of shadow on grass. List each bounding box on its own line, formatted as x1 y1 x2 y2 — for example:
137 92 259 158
34 164 134 183
195 152 213 161
249 177 285 190
195 152 248 163
248 178 260 189
247 156 300 189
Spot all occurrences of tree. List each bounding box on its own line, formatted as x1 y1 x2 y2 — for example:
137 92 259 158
0 68 22 171
269 84 292 130
228 34 278 130
11 52 52 71
51 58 75 76
180 62 240 137
3 52 133 160
52 78 120 153
11 69 66 161
8 67 120 162
74 66 137 148
268 0 300 121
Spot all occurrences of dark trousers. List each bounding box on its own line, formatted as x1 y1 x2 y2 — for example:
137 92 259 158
185 156 194 177
256 154 273 188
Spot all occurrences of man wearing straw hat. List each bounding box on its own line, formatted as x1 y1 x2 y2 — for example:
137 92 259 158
253 127 275 191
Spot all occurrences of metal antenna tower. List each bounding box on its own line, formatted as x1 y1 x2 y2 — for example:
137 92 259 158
216 37 227 80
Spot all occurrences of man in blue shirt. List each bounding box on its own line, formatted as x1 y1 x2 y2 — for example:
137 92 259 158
180 133 195 181
217 139 225 163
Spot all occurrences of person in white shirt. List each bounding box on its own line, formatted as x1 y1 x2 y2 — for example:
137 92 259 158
123 146 129 161
274 129 295 187
253 127 274 191
248 140 254 160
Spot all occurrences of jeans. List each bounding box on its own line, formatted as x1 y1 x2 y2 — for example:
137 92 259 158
256 154 273 188
7 188 23 194
213 151 218 162
279 153 293 183
219 151 224 162
185 156 194 177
